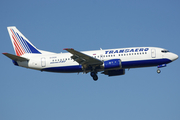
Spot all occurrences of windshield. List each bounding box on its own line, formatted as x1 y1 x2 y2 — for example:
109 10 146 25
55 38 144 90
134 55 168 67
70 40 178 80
161 50 170 53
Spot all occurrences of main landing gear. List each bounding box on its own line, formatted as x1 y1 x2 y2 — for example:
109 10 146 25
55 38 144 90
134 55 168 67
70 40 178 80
90 72 98 81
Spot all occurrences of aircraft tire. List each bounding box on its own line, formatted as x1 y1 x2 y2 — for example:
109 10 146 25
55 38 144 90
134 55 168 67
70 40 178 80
90 72 96 77
157 69 161 74
93 75 98 81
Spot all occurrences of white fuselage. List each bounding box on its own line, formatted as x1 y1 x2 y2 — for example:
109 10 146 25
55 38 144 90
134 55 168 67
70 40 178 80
16 47 178 73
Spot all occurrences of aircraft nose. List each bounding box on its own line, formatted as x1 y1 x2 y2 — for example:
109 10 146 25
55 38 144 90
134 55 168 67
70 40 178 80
172 53 178 61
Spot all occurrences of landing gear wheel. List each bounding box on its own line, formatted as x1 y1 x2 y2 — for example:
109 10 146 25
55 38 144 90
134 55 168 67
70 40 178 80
93 75 98 81
90 72 96 77
157 69 161 74
90 72 98 81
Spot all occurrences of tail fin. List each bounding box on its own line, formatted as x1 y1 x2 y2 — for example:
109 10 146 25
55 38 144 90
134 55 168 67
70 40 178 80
7 26 41 56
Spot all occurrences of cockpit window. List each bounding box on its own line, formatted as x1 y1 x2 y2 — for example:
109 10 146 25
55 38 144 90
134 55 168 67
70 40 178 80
161 50 169 53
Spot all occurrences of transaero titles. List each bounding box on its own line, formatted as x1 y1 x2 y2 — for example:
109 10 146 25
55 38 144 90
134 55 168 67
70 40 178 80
105 48 149 54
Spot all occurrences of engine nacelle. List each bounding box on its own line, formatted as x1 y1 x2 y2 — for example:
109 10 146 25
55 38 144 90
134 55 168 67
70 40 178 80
103 59 122 70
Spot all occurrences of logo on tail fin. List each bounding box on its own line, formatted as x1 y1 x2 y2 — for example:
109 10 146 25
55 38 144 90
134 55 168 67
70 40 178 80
10 28 41 56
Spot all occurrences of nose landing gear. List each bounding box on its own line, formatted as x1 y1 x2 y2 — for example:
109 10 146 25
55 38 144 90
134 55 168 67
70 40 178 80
157 69 161 74
157 64 166 74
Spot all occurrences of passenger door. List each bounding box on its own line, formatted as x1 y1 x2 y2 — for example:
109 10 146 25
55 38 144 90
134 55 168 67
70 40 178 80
41 57 46 67
151 49 156 58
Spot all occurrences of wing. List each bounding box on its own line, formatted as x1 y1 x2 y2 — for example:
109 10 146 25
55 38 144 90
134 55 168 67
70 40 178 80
63 48 103 68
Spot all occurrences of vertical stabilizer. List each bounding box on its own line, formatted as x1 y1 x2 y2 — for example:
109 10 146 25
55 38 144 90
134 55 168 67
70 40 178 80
7 26 41 56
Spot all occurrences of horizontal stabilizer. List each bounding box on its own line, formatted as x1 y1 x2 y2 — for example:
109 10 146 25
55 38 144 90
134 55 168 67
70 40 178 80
2 53 29 61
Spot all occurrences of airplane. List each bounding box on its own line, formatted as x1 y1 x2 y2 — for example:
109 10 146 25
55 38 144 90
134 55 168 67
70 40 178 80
3 26 178 81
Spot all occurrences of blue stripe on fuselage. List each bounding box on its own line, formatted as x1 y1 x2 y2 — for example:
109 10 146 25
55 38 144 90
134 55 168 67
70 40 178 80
121 58 171 68
42 65 83 73
41 59 172 73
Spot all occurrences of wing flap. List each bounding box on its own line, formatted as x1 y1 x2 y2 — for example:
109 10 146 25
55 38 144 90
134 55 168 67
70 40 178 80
2 53 29 61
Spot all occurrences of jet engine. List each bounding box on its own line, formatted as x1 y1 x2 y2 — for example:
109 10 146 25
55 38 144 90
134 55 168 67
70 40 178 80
103 59 122 70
